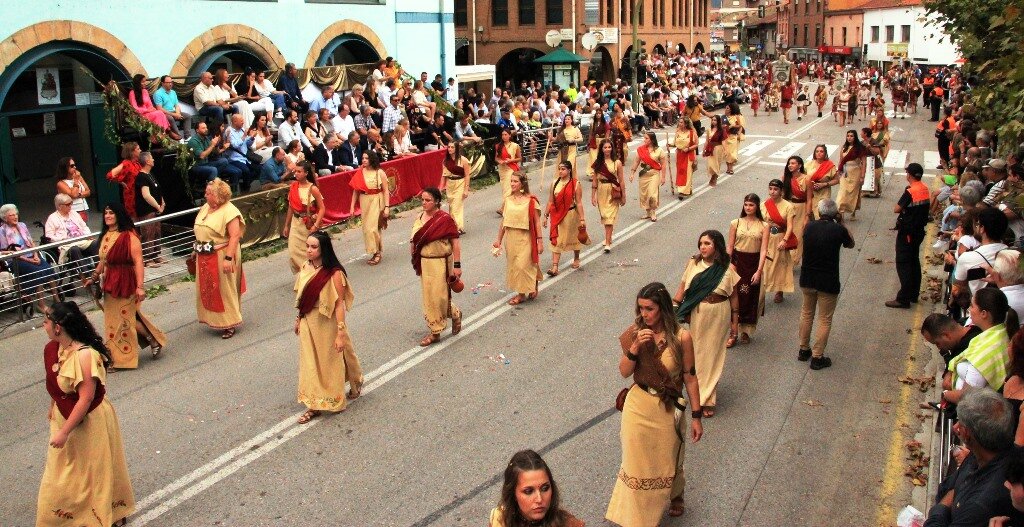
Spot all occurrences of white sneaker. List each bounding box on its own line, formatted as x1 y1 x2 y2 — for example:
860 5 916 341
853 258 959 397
274 109 283 119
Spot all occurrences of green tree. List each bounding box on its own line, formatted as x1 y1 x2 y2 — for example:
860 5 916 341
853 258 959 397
925 0 1024 152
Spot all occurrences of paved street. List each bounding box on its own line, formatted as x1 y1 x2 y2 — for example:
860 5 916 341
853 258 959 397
1 94 942 526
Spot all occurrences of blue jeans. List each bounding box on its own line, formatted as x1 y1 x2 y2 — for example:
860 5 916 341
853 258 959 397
206 158 243 188
191 164 219 182
197 105 237 123
269 93 286 111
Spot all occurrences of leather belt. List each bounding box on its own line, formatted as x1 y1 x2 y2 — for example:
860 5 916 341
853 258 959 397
447 176 465 180
702 293 728 304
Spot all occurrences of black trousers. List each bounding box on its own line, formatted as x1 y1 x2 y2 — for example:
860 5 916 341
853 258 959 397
938 134 950 164
895 230 925 304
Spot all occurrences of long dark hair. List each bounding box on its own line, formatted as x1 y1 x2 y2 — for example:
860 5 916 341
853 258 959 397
55 157 74 180
550 161 574 202
365 150 383 170
131 74 146 107
447 141 462 161
47 301 112 367
309 231 346 277
635 282 682 351
498 450 571 527
591 138 617 172
694 229 730 267
740 192 765 221
782 155 805 201
295 161 317 186
100 203 135 235
1008 330 1024 381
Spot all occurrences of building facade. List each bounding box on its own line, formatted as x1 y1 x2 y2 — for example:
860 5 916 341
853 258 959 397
454 0 711 85
861 0 958 67
822 0 868 64
0 0 454 209
775 0 825 61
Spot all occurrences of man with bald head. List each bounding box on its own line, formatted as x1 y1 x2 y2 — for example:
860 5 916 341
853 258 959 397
194 71 233 124
223 113 256 191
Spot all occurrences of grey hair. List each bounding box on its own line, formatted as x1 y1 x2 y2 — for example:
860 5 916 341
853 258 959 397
958 387 1014 452
817 198 839 218
138 151 153 166
994 250 1024 285
0 203 17 218
959 184 982 207
54 193 73 207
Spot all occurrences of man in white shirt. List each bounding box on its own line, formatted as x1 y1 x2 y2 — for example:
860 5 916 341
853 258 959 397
445 77 459 105
378 79 396 108
954 207 1010 296
277 109 312 150
334 104 356 140
194 71 235 124
310 86 342 121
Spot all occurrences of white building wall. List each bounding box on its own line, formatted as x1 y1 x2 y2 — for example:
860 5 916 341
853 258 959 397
1 0 452 78
862 6 958 66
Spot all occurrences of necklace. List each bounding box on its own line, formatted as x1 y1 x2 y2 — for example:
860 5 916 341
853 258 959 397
310 261 322 270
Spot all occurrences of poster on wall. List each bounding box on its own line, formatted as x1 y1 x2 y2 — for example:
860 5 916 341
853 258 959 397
37 67 60 105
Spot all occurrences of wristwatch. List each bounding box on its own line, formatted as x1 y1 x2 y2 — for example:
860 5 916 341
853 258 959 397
691 410 702 419
224 255 234 261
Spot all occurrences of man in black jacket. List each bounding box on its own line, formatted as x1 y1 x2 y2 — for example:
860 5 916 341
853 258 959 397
276 63 308 115
338 131 363 171
311 135 342 176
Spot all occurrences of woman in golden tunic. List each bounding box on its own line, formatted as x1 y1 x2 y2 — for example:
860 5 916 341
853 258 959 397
411 187 464 346
606 283 703 525
722 103 747 174
629 132 667 222
673 118 699 198
864 118 891 199
543 161 587 275
490 450 585 527
282 162 325 273
441 142 471 233
87 203 165 370
702 115 729 187
553 114 583 167
349 151 390 265
673 230 739 418
836 130 869 218
37 301 134 527
494 172 543 306
193 178 245 339
761 179 798 305
293 231 362 424
589 139 625 253
804 144 838 220
587 109 609 165
495 129 522 215
782 156 811 264
727 194 770 346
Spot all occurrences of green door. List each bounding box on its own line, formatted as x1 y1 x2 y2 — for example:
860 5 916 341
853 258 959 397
88 106 120 209
0 116 15 205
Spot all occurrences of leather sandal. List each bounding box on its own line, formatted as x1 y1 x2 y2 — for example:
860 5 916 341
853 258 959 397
347 383 362 400
669 498 685 517
508 295 525 306
726 335 737 348
148 336 162 359
546 267 559 277
367 253 382 266
297 409 321 424
419 333 440 346
221 327 236 339
452 311 463 335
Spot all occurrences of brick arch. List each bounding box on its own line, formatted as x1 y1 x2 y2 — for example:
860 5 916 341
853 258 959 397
0 20 147 76
304 20 388 69
169 24 286 77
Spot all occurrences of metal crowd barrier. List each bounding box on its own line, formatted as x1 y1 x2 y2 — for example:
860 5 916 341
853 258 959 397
517 125 591 168
0 207 200 329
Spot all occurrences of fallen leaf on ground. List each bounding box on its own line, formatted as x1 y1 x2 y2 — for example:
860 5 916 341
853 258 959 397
802 399 825 407
867 257 883 264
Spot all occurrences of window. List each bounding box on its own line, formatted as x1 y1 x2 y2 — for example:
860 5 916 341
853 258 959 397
793 26 798 43
830 27 834 45
815 24 821 46
653 0 658 25
660 0 666 26
546 0 562 24
855 26 860 45
871 25 879 42
454 0 467 26
519 0 535 24
607 0 615 24
901 24 910 42
803 24 808 46
885 25 894 42
493 0 508 25
842 27 847 46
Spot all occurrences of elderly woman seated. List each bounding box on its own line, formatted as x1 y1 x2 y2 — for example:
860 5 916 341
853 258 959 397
0 203 59 312
44 193 96 282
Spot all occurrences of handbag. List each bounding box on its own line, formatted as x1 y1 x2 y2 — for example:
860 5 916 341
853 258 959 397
186 252 196 276
615 385 633 411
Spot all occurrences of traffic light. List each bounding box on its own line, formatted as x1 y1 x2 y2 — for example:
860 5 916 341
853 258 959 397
758 5 765 17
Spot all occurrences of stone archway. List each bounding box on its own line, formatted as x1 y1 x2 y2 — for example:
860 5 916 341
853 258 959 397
170 24 285 77
305 20 388 69
0 20 146 77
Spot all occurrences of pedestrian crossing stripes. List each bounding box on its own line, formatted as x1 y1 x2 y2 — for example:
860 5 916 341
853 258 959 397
823 145 840 159
922 150 942 170
768 141 806 159
884 149 908 169
739 139 774 156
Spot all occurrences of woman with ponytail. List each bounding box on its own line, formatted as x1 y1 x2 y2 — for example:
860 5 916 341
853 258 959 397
36 301 135 526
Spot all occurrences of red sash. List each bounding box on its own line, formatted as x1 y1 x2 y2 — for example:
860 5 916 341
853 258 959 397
764 199 798 250
548 178 577 246
810 160 835 182
703 126 728 157
594 159 620 187
528 197 540 264
348 168 372 193
44 341 105 420
289 182 319 229
838 145 865 171
443 155 465 176
411 211 460 275
198 248 247 313
637 145 663 171
297 266 334 317
497 142 520 172
102 231 137 299
790 174 808 201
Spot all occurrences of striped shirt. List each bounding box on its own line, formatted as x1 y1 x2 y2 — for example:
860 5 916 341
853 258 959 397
949 323 1009 391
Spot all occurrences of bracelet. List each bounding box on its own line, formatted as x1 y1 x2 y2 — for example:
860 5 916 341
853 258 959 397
691 409 703 419
224 255 234 261
453 261 461 268
625 350 638 361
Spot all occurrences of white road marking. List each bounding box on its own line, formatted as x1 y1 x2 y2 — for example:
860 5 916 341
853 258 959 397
768 141 806 159
739 139 775 156
884 149 908 169
758 161 788 167
785 115 829 139
823 145 840 160
131 158 763 524
922 150 942 169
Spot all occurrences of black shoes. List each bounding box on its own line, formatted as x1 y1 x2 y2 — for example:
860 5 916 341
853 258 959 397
798 348 811 361
885 300 910 309
810 356 832 370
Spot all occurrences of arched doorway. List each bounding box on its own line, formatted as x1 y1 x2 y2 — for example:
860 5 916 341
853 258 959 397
495 48 544 87
455 42 470 66
189 45 270 76
653 44 667 55
677 43 687 54
316 34 381 66
0 41 132 215
619 45 635 83
588 46 615 82
694 42 706 54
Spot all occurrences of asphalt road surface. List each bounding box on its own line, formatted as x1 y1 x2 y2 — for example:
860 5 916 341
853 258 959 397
1 91 941 526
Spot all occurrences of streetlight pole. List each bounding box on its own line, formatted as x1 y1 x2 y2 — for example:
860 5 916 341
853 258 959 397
631 0 642 112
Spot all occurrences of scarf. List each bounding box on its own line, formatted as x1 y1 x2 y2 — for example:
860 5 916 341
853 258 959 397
838 144 865 171
703 125 728 157
764 199 798 250
44 341 105 420
297 266 336 317
810 160 836 182
548 177 576 246
789 173 808 200
593 159 620 187
102 230 137 298
637 145 663 171
588 119 608 149
528 196 541 264
949 323 1009 391
675 261 726 320
411 211 460 275
443 155 465 176
496 142 520 172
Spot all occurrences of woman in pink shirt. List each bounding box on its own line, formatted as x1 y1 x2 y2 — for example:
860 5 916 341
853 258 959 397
128 74 172 136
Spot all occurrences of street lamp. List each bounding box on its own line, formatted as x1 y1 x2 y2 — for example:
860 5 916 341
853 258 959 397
630 0 644 112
